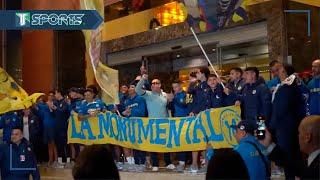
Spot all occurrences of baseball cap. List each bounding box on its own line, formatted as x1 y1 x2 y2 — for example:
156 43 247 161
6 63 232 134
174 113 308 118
231 120 257 135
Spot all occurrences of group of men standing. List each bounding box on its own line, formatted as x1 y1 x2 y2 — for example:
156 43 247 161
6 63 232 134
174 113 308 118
0 58 319 179
116 58 320 179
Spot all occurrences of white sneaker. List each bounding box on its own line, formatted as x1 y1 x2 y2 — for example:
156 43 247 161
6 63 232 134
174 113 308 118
53 161 64 169
166 164 176 170
64 162 73 169
187 164 198 173
176 161 185 172
130 157 135 165
152 166 159 171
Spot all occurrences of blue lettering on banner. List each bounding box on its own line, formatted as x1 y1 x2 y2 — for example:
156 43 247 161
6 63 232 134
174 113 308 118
80 119 96 140
98 113 110 139
109 113 119 140
192 116 208 143
69 106 241 150
71 114 84 139
128 118 136 143
167 119 184 148
185 117 194 144
117 116 127 142
137 119 154 144
154 119 168 145
205 110 223 141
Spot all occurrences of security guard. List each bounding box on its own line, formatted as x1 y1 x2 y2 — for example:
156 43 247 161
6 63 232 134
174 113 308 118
239 67 272 123
308 59 320 115
0 111 22 143
0 127 40 180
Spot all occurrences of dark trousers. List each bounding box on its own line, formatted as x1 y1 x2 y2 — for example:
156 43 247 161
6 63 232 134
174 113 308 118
177 152 186 162
55 128 68 162
30 135 46 163
275 130 303 179
133 150 146 165
56 141 67 162
151 152 171 167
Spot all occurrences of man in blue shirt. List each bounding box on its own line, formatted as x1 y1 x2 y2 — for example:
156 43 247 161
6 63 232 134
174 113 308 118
266 60 282 91
118 84 129 113
0 111 22 144
187 67 211 172
232 120 270 180
227 67 246 95
167 81 190 171
53 89 70 165
122 83 147 165
68 87 84 113
67 87 85 165
78 88 106 121
0 127 40 180
207 74 237 108
308 59 320 115
239 67 271 123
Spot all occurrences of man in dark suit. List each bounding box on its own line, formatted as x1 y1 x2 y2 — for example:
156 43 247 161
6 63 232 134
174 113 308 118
298 115 320 179
261 115 320 179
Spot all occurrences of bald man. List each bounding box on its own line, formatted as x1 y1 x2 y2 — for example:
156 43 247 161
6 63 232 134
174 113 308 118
307 59 320 115
298 115 320 179
261 116 320 179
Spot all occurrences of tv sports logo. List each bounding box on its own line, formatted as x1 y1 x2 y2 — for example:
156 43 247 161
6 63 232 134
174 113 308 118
15 12 30 27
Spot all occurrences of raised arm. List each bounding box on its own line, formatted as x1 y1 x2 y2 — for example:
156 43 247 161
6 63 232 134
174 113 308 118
136 74 148 96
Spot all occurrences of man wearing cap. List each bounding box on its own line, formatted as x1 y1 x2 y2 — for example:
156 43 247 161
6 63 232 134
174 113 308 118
232 120 270 180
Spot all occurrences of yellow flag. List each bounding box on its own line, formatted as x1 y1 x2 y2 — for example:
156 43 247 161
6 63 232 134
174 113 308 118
80 0 119 105
0 67 45 114
23 93 45 108
96 62 119 104
0 67 28 114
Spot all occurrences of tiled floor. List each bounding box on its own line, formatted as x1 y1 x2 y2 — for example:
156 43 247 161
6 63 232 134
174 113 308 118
39 167 205 180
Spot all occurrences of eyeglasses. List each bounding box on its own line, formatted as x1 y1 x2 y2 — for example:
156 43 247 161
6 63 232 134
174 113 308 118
151 82 160 85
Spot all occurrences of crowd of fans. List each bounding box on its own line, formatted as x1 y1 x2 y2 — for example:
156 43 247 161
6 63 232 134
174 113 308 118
0 59 319 179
